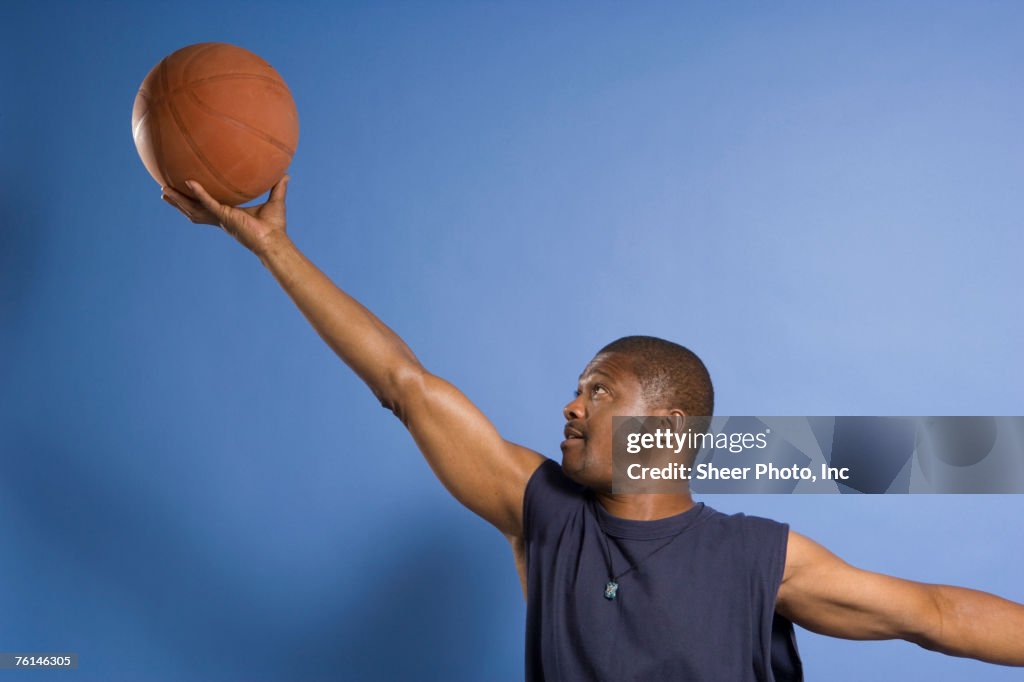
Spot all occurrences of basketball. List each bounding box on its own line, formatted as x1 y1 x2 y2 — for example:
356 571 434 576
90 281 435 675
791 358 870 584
131 42 299 206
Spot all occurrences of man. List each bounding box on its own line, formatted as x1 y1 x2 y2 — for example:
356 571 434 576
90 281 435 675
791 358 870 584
162 178 1024 680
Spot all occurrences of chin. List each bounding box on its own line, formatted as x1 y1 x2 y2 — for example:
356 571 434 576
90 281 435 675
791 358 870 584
559 448 585 477
560 453 610 491
559 450 582 476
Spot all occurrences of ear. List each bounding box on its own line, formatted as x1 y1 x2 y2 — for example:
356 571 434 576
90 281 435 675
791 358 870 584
667 410 688 434
653 411 688 433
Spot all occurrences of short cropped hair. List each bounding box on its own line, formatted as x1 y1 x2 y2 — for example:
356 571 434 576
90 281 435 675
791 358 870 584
598 336 714 430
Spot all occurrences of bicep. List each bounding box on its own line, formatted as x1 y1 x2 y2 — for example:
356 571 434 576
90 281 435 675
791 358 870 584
396 369 546 537
776 531 939 643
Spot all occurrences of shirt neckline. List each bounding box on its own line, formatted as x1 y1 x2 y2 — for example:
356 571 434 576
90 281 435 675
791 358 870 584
588 494 711 540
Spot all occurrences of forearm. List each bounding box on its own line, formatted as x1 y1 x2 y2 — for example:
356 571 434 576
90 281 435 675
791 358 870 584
916 584 1024 666
255 232 423 406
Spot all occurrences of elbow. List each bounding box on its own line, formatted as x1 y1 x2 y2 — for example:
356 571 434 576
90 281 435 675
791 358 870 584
910 585 949 654
375 363 428 423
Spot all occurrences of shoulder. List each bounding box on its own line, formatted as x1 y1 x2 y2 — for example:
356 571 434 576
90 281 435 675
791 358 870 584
779 529 842 583
702 507 791 540
699 507 791 575
526 457 582 497
523 458 587 539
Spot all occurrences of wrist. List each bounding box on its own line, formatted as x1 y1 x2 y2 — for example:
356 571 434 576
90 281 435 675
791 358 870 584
254 230 294 264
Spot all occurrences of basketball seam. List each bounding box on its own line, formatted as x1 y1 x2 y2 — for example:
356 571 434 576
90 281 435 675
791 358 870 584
161 59 249 202
142 74 292 111
179 43 221 83
186 88 296 156
138 43 219 124
135 45 261 143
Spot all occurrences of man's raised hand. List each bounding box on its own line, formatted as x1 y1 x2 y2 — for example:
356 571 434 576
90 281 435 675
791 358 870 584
161 176 291 255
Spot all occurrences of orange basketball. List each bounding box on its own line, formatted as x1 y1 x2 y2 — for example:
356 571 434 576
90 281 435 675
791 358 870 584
132 42 299 206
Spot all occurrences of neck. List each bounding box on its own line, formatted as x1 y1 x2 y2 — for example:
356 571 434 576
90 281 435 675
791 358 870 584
593 490 696 521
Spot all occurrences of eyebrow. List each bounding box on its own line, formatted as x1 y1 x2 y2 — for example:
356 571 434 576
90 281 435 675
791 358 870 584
577 369 615 383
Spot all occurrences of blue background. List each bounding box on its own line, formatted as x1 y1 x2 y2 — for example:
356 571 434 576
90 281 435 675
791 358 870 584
2 1 1023 679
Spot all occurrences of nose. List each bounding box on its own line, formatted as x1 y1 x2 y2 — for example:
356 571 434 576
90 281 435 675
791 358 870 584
563 394 585 422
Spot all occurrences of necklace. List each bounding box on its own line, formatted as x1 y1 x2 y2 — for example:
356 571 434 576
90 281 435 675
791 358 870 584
590 497 702 601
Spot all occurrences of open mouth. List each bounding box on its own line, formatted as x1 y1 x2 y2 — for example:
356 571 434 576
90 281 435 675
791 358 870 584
563 425 585 441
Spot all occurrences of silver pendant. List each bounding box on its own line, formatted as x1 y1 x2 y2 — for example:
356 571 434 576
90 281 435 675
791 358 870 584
604 581 619 600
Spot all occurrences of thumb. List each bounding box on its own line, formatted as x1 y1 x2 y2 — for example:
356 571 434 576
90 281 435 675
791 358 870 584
269 174 291 203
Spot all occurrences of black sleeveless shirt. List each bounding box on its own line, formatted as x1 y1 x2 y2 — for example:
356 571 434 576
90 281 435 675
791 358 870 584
523 458 803 681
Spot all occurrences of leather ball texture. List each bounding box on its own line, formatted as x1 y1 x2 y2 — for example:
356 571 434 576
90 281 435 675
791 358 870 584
132 42 299 206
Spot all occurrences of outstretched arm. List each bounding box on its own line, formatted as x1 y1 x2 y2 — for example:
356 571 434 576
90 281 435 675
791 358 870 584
776 530 1024 667
162 179 545 537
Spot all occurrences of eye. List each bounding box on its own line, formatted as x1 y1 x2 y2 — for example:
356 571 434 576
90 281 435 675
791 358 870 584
573 388 582 398
592 384 608 396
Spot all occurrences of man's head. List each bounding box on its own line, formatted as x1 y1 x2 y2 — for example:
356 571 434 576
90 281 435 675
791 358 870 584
560 336 714 491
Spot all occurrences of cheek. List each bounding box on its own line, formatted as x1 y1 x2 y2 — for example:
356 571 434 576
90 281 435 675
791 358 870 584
587 421 613 456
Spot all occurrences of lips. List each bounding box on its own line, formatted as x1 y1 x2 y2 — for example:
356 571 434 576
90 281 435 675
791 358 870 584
563 424 585 440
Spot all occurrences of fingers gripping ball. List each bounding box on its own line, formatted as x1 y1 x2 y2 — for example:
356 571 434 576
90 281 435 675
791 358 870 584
132 42 299 206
